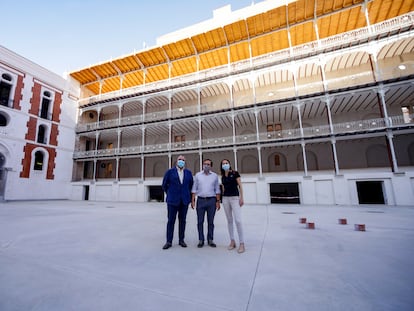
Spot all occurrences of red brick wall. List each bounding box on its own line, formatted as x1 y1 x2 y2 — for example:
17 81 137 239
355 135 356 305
50 123 58 146
19 144 34 178
13 75 24 110
46 147 56 180
52 92 62 122
25 117 37 141
29 82 41 116
19 143 56 180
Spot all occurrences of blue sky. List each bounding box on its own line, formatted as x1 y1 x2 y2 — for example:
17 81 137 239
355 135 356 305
1 0 255 75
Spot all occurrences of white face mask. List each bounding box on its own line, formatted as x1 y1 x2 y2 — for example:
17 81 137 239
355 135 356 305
222 163 230 171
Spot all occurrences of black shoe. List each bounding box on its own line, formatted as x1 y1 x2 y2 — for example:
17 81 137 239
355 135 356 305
163 242 172 250
208 240 216 247
179 241 187 248
197 241 204 248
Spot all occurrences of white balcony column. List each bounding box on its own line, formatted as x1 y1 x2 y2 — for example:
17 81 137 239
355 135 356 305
95 131 99 154
198 118 202 148
168 153 172 170
96 107 102 129
228 79 234 109
115 157 120 181
254 109 260 141
375 86 390 125
198 151 203 172
197 84 201 114
257 146 263 177
168 122 172 150
233 148 238 172
142 98 147 122
363 0 372 34
231 112 236 144
386 131 399 173
295 103 304 137
331 137 340 175
323 96 334 134
289 62 299 97
118 103 122 126
119 74 124 93
141 126 146 153
368 43 382 82
301 142 309 177
249 72 257 105
318 57 328 92
168 93 172 119
98 80 103 97
93 159 97 182
313 18 321 47
143 69 147 86
141 155 145 180
117 129 121 153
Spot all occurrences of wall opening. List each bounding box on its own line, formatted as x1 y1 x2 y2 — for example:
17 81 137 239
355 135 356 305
83 185 89 200
149 186 164 202
270 183 300 204
356 181 385 204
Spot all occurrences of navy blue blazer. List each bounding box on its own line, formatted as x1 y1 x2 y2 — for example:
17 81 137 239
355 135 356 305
162 167 193 206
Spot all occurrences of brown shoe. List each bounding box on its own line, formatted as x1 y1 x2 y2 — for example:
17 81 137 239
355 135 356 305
237 243 245 253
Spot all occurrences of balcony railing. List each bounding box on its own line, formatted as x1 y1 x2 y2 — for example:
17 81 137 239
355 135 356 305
77 103 220 132
73 115 413 159
77 12 414 107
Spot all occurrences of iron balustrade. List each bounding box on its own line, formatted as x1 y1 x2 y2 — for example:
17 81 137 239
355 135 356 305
73 115 413 160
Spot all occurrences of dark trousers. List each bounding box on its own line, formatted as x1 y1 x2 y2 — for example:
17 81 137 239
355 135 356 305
196 197 216 242
166 202 188 243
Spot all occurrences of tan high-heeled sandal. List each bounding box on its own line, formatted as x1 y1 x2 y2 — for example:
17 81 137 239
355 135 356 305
228 240 236 250
237 243 245 253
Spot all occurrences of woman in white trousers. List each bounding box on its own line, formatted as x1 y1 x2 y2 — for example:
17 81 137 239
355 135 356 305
220 159 245 253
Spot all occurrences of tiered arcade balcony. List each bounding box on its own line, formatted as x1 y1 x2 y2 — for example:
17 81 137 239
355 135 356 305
73 114 413 159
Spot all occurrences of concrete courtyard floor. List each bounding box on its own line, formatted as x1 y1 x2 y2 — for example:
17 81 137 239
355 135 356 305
0 200 413 311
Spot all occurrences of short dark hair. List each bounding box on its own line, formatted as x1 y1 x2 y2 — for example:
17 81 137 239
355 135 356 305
203 158 213 167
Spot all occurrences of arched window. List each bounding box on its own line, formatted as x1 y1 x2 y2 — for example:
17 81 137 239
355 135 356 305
0 73 13 107
40 91 52 119
37 125 47 144
34 151 44 171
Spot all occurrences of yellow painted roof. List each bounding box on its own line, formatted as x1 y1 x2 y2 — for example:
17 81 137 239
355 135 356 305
70 0 414 95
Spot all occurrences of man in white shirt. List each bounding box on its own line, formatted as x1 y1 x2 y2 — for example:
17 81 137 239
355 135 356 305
191 159 221 248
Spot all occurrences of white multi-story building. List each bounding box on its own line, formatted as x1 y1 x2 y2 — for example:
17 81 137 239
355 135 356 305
0 46 78 200
2 0 414 205
69 0 414 206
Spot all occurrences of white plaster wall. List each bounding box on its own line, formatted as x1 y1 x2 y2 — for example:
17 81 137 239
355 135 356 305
70 168 414 206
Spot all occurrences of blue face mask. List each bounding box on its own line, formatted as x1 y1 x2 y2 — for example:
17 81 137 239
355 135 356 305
222 163 230 171
177 160 185 168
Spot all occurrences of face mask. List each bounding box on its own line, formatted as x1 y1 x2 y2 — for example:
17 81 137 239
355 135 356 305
203 165 211 173
222 163 230 171
177 160 185 168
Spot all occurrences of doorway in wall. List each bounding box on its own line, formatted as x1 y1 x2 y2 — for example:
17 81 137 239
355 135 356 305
270 183 300 204
149 186 164 202
356 181 385 204
83 185 89 201
0 153 6 201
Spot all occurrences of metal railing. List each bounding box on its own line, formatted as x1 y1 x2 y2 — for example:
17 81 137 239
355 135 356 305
73 114 414 159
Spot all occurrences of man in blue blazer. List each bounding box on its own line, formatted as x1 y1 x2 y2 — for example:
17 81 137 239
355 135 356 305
162 155 194 249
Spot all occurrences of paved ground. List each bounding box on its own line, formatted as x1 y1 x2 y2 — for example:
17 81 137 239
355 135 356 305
0 200 413 311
